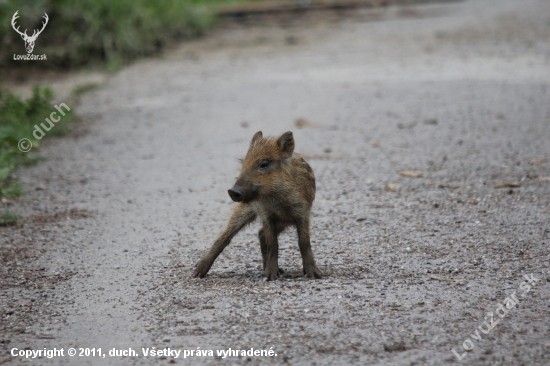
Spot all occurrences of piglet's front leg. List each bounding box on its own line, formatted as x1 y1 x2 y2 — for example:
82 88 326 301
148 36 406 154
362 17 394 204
261 221 280 281
193 204 256 278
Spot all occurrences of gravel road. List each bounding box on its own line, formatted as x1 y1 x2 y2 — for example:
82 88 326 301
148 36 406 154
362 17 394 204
2 0 550 364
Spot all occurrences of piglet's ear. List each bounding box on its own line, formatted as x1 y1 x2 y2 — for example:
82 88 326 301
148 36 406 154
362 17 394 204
277 131 294 159
250 131 263 146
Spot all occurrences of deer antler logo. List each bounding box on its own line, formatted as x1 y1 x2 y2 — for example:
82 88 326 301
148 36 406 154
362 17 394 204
11 11 49 54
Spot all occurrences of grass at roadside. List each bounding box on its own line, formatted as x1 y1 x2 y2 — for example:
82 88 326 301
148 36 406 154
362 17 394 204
0 87 73 225
0 210 20 227
0 0 262 70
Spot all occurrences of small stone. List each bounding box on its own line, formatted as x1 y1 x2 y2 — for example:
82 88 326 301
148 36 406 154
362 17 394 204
385 183 397 192
384 341 406 352
285 35 298 45
295 118 314 129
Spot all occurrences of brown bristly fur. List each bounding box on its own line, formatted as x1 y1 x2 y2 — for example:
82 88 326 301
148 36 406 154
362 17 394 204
193 131 321 281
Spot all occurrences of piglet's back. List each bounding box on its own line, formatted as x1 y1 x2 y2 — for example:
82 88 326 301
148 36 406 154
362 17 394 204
287 154 316 206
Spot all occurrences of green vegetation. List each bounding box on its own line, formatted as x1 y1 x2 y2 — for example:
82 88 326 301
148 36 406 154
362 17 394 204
0 180 22 200
0 0 232 69
0 210 21 227
0 87 73 225
0 210 20 226
0 86 73 181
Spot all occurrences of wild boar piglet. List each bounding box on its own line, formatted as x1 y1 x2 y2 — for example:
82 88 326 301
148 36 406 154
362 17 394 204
193 131 321 281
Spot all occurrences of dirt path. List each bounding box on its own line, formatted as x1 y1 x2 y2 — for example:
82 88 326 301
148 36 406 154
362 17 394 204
2 0 550 364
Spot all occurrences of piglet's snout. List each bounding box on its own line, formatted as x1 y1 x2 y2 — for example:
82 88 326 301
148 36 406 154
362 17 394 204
228 186 243 202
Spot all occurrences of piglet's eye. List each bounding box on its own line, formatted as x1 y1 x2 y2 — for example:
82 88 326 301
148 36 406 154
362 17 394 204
259 160 270 169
